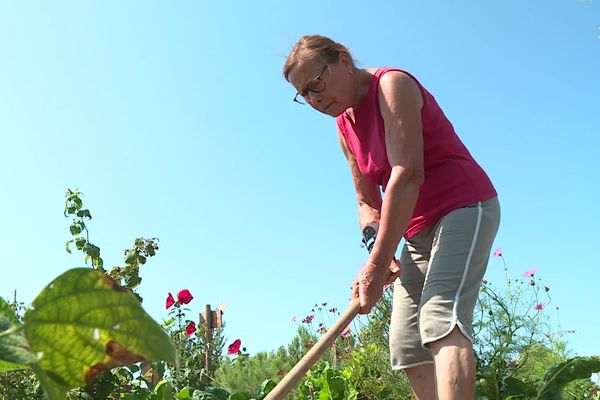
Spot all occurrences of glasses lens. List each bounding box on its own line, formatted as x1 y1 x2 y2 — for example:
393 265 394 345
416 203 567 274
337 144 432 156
293 93 306 105
308 79 326 94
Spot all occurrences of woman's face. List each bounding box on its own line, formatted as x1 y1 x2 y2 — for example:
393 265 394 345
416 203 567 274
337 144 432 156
288 55 354 117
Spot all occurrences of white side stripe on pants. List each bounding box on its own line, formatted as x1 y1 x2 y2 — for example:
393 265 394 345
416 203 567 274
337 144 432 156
452 201 482 328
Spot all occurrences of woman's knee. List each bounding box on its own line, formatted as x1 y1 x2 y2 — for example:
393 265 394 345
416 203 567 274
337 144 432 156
427 326 472 356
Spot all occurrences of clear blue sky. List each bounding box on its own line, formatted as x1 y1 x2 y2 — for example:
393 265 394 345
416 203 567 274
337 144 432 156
1 1 599 358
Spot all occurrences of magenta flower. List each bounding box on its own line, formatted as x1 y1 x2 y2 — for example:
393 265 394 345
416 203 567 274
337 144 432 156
302 315 315 324
177 289 194 304
523 268 537 278
185 321 197 336
166 293 175 310
227 339 241 355
493 247 503 257
534 303 544 311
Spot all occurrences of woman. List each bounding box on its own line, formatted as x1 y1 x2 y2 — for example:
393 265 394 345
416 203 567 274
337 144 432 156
283 35 500 400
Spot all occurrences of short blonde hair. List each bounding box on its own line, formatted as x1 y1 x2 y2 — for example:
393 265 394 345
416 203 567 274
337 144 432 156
283 35 354 81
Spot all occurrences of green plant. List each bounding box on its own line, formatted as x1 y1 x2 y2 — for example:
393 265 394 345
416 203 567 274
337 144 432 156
474 249 600 399
0 268 176 399
0 190 176 399
65 189 159 302
300 361 357 400
162 292 227 392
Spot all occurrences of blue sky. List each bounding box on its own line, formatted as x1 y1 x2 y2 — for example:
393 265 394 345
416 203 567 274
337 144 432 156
1 0 599 359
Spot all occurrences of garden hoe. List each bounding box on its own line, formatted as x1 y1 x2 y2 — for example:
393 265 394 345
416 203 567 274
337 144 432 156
264 226 395 400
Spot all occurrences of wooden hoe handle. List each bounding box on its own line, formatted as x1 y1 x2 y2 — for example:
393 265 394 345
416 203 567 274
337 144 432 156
264 299 361 400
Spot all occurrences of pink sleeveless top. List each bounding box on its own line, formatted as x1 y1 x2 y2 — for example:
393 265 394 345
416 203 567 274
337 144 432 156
336 68 497 239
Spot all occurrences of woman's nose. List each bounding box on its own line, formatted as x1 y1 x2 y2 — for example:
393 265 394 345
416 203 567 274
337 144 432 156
306 91 323 105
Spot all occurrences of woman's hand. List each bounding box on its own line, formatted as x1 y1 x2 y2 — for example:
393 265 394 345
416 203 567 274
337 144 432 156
351 259 400 314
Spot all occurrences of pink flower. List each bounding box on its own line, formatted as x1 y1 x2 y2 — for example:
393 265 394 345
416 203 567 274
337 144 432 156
177 289 194 304
227 339 241 355
534 303 544 311
302 315 315 324
493 247 503 257
328 308 337 313
166 293 175 310
185 321 196 336
523 268 537 278
291 316 297 323
341 323 352 338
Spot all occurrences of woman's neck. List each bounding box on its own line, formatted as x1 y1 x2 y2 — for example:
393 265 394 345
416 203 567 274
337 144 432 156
351 68 375 108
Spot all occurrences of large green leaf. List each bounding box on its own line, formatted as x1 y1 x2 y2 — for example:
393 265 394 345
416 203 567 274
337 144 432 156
257 379 276 398
0 298 37 371
229 392 253 400
176 386 196 400
153 380 174 400
192 387 231 400
204 387 231 400
502 376 537 398
537 356 600 399
24 268 176 392
30 363 68 400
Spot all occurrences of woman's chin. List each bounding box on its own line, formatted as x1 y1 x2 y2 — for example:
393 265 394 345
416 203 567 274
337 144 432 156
323 103 344 117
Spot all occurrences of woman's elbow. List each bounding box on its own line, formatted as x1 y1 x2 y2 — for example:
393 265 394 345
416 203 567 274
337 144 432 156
391 165 424 186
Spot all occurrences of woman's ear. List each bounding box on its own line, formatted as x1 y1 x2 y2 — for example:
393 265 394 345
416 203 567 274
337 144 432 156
338 52 353 74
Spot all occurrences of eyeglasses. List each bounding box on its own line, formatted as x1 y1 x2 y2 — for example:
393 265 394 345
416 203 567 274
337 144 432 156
293 64 329 105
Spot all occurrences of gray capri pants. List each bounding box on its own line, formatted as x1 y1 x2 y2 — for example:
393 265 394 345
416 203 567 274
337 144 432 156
389 197 501 369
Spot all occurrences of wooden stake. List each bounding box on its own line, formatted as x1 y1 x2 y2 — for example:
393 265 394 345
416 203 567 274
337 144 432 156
205 304 213 377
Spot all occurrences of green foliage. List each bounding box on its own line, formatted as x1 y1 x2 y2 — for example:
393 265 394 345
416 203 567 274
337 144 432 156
474 253 600 399
65 189 103 269
163 308 227 392
0 297 36 372
340 343 413 400
0 190 176 399
300 361 357 400
65 189 159 300
6 268 176 399
111 237 160 296
4 191 600 400
537 356 600 399
214 325 317 396
172 380 274 400
215 347 291 395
